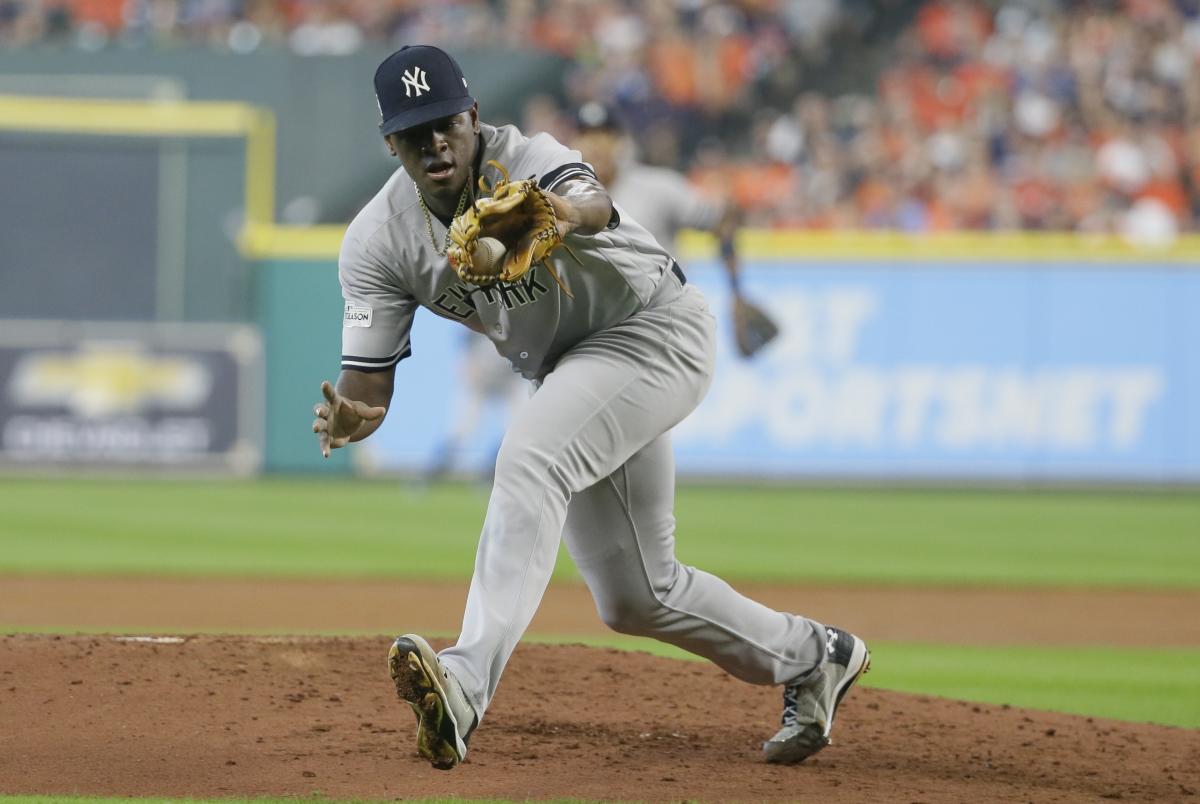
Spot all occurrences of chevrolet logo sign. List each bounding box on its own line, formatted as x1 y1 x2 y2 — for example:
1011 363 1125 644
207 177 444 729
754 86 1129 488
10 344 211 417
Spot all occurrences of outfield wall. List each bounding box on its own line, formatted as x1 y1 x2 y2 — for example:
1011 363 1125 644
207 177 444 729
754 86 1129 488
0 49 565 324
251 235 1200 483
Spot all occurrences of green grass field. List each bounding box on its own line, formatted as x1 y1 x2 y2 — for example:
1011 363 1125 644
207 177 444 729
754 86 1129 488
2 477 1198 734
539 635 1200 728
1 478 1197 587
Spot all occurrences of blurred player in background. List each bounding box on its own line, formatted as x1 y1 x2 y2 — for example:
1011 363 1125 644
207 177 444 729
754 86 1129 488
426 330 528 482
573 102 778 359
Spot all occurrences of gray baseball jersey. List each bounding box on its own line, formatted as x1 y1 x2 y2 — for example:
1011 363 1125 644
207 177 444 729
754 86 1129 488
338 122 828 731
609 160 724 254
339 124 676 381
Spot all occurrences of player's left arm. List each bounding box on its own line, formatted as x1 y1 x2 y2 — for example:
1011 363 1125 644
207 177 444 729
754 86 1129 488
516 133 614 238
715 204 780 359
545 174 613 237
674 177 779 359
713 202 743 297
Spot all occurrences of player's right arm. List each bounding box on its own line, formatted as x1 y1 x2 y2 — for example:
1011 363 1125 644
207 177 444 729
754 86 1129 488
312 230 416 457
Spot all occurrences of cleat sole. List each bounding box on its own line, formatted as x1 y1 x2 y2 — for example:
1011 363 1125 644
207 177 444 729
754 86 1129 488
387 637 465 771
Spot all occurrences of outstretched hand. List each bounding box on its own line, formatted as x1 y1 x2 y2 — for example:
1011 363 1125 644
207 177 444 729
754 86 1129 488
312 380 387 458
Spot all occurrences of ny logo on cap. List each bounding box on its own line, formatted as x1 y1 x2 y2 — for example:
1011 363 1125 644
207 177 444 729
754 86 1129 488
402 67 431 98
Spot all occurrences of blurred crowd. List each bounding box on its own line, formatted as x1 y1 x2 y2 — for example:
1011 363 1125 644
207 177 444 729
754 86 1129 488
730 0 1200 240
0 1 857 56
4 0 1200 238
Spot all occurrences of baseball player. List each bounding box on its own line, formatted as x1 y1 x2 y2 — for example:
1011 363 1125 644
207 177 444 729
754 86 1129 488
311 45 870 771
572 102 779 359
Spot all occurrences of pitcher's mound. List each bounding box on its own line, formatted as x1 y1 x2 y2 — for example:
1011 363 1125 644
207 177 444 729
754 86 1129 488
1 635 1195 802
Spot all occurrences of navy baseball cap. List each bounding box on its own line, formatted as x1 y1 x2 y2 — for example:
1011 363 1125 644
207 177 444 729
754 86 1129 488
375 45 475 136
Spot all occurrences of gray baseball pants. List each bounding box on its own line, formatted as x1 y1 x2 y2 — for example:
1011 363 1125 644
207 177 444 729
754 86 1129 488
438 276 827 719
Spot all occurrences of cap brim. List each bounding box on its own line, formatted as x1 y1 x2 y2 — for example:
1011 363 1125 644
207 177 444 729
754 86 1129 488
379 95 475 136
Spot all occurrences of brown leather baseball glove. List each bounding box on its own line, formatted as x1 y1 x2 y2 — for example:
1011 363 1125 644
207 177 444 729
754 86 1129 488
448 160 564 286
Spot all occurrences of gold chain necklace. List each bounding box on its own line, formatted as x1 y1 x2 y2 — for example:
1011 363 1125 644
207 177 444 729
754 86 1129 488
415 181 471 256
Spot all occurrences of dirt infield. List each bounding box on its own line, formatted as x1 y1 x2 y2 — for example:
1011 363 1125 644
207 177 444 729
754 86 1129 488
5 575 1200 646
1 634 1197 803
3 578 1198 801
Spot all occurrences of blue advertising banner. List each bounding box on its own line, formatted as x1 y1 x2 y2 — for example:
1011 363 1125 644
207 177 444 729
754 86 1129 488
358 260 1200 482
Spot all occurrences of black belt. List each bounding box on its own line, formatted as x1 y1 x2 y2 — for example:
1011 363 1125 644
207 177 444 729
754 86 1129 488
671 261 687 285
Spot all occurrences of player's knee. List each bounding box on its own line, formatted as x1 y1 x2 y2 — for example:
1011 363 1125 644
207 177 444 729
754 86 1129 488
492 440 548 487
494 438 578 498
595 592 663 636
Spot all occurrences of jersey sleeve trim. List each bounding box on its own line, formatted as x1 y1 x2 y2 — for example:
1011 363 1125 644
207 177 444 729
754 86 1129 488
340 346 411 373
538 162 596 192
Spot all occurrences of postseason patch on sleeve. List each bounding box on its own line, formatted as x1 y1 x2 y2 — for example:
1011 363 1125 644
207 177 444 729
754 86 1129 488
343 301 373 328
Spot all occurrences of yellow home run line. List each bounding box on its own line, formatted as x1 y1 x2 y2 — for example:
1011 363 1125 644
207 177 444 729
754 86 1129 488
674 230 1200 263
240 222 1200 262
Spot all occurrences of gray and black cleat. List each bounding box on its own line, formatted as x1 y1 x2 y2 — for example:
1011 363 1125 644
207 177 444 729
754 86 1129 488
763 626 871 764
387 633 478 770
